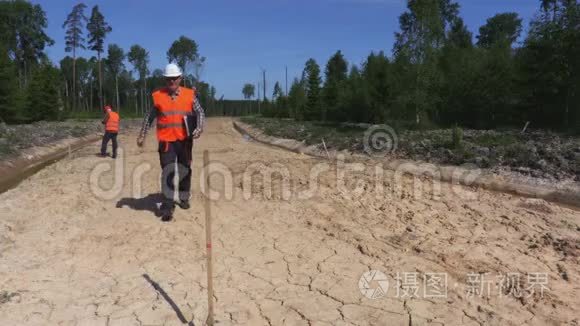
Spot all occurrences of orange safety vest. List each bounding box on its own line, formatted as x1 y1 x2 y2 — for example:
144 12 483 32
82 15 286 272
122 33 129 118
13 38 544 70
106 111 119 132
152 87 195 142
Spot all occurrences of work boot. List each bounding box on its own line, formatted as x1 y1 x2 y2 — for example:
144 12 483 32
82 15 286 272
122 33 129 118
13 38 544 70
177 199 190 210
160 202 175 222
161 212 173 222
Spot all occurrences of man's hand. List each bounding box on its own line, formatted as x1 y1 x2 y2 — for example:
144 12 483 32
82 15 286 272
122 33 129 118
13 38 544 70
137 136 145 147
192 128 202 139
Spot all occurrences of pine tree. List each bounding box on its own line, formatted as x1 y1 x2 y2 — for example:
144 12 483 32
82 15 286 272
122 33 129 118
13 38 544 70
242 83 255 99
447 18 473 49
518 0 580 129
323 50 348 121
0 45 18 122
27 60 60 121
477 13 523 48
128 45 150 114
1 1 54 89
272 81 283 100
393 0 459 125
167 36 200 87
340 65 370 122
288 78 306 120
105 44 124 110
87 5 112 110
303 58 322 121
363 51 391 123
63 3 88 112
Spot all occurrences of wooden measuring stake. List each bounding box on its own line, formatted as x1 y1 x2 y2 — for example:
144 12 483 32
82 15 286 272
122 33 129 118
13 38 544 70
203 150 214 326
321 138 330 159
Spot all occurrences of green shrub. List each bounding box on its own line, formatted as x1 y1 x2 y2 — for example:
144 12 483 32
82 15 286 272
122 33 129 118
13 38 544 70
473 134 517 147
452 125 463 149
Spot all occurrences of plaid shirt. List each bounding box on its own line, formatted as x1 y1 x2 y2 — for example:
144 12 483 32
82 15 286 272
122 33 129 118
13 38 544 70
102 111 110 124
138 87 205 140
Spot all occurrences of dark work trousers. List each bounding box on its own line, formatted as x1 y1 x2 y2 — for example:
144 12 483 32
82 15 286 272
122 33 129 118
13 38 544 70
159 138 194 205
100 131 118 157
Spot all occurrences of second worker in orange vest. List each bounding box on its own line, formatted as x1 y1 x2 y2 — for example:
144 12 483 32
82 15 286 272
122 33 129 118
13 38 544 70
136 63 205 222
101 105 120 158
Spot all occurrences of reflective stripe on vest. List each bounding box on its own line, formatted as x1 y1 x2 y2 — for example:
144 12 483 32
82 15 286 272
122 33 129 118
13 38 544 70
152 87 196 142
158 110 191 117
157 122 184 129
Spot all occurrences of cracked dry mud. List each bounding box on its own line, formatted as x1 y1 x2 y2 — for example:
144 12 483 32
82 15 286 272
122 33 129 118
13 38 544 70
1 118 579 326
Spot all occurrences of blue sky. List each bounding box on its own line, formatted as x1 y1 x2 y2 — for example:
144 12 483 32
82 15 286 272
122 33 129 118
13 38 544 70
34 0 540 100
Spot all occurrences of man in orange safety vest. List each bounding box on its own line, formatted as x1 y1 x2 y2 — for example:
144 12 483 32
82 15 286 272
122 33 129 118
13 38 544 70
101 105 119 158
136 63 205 222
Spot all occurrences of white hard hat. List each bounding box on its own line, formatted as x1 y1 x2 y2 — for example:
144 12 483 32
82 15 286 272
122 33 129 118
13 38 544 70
163 63 182 77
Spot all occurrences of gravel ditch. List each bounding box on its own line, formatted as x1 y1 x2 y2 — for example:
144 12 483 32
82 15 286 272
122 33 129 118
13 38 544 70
0 119 143 157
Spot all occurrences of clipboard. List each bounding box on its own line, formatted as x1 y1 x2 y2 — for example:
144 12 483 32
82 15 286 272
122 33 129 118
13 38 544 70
183 113 197 138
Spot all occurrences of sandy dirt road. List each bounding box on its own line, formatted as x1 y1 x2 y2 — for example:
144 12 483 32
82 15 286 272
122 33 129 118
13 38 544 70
0 117 579 326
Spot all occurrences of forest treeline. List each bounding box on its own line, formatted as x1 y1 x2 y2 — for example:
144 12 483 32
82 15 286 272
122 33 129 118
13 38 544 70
1 0 579 132
0 1 216 123
246 0 579 131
